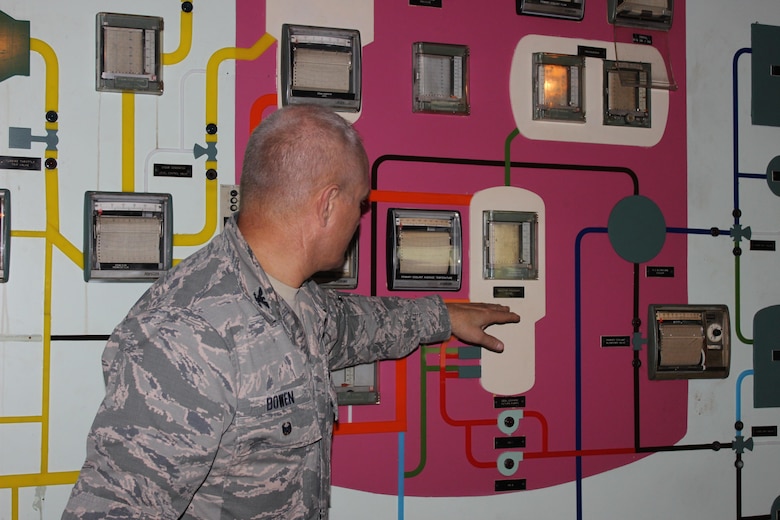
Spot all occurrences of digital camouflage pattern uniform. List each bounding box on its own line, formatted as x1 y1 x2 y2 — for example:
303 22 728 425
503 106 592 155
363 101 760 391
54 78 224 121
63 216 451 520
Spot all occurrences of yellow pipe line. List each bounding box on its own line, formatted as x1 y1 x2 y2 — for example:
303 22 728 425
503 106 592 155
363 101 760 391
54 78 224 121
22 36 60 488
172 33 275 248
0 416 43 424
205 32 275 124
49 229 84 268
19 41 82 268
162 3 193 65
1 37 85 513
30 39 58 119
38 164 62 477
3 31 280 503
2 35 83 516
122 92 135 192
11 230 46 238
0 471 80 489
40 228 53 474
11 230 83 268
172 177 218 246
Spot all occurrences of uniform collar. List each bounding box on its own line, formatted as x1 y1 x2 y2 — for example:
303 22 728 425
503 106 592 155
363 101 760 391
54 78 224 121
222 216 327 326
222 216 283 323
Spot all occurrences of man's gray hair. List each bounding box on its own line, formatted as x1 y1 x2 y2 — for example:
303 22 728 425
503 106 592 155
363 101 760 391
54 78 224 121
239 104 368 216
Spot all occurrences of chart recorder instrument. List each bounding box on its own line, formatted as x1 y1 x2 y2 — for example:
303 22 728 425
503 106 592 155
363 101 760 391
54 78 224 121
646 304 730 380
470 186 546 396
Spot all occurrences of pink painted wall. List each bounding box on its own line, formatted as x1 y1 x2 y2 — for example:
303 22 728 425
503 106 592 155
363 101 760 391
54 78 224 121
235 0 688 497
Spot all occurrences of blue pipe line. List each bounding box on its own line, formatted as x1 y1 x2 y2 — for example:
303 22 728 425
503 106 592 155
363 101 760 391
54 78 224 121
564 46 756 520
574 226 609 520
735 370 754 434
572 224 722 520
398 432 405 520
666 227 718 235
738 173 765 180
732 48 752 224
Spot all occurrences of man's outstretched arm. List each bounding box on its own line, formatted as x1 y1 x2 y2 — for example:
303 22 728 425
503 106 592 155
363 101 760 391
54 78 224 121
445 302 521 353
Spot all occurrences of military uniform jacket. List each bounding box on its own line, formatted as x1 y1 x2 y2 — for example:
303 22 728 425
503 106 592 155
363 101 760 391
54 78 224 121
63 217 451 520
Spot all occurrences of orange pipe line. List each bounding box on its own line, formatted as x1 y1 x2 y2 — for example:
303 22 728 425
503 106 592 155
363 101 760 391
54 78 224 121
438 340 493 428
334 418 404 435
437 340 501 468
248 93 277 134
524 410 550 453
370 190 472 206
334 358 408 435
465 425 495 469
337 301 489 438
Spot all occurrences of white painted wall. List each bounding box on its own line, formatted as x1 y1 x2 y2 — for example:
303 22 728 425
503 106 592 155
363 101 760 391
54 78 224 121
1 1 779 519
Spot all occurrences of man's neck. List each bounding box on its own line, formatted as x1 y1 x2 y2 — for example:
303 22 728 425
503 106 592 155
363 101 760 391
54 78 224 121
239 213 311 288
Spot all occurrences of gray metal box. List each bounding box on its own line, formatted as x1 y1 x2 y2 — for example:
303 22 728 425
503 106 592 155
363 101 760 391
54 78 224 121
751 23 780 127
753 305 780 408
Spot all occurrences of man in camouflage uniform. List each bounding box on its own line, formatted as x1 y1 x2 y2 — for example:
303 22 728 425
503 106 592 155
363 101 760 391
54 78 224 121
63 104 519 519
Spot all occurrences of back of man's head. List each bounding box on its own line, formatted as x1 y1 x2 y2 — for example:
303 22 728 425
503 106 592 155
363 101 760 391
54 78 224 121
239 104 367 219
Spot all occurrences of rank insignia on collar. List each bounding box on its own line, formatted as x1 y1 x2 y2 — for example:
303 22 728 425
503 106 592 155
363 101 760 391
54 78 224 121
254 287 269 308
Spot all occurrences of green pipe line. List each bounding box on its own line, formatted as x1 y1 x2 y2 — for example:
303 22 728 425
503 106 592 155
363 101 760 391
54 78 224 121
404 351 430 478
405 348 462 478
733 253 753 345
504 128 520 186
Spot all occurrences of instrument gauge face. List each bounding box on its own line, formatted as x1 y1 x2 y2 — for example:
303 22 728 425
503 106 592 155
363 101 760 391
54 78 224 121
707 322 723 344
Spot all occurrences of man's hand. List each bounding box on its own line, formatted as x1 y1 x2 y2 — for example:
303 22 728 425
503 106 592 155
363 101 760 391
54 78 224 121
445 302 521 353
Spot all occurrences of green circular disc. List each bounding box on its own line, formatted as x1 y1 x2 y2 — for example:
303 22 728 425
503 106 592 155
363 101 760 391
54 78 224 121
607 195 666 263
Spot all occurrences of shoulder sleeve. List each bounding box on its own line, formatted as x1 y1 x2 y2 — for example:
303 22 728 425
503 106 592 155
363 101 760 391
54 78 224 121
62 308 237 519
324 293 451 371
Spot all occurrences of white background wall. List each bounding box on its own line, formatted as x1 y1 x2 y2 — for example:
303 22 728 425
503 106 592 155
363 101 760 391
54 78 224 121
0 1 779 519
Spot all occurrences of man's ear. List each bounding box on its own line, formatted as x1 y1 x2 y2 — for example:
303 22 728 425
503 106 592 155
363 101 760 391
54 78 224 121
317 184 340 227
